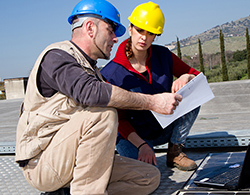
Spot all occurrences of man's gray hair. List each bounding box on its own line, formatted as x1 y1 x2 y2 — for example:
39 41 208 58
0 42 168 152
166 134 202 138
71 14 102 31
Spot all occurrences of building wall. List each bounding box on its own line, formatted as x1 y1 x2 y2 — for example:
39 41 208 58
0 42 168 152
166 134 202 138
4 78 28 100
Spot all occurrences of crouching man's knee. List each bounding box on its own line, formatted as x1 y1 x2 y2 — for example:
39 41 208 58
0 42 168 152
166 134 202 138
82 107 118 137
149 165 161 194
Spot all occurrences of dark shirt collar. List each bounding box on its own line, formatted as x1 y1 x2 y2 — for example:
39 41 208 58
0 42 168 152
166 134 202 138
70 41 97 68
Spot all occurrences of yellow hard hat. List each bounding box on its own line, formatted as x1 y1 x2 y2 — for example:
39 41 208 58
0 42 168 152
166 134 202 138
128 1 165 35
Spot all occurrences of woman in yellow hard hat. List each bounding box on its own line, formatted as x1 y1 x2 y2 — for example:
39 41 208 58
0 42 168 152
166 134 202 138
101 1 200 171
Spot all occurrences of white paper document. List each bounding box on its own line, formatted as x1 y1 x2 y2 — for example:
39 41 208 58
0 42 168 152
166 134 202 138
151 73 214 128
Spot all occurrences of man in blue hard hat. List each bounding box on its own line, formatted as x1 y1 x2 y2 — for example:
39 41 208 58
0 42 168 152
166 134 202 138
15 0 182 194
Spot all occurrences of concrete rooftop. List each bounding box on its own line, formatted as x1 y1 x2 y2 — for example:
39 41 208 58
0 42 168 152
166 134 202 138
1 79 250 194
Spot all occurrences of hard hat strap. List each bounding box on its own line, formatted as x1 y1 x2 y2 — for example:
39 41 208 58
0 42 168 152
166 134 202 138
93 37 109 60
93 25 109 60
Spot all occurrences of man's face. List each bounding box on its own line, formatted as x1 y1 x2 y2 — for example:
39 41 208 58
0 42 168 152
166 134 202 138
94 20 118 59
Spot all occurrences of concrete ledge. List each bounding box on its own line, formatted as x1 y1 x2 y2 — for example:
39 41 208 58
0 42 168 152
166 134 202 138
0 142 15 154
154 129 250 149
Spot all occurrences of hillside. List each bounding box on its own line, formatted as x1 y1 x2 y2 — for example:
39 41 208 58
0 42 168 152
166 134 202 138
167 15 250 56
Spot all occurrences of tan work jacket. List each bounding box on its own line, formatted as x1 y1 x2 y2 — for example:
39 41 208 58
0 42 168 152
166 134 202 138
15 41 103 161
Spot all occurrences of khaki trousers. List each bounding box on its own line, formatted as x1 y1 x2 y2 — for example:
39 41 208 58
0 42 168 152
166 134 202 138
23 107 160 195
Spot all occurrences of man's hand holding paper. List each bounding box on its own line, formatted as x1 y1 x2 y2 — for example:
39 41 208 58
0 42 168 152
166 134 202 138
150 92 182 115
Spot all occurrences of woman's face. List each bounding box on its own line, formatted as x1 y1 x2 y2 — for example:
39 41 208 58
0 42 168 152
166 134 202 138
129 25 156 52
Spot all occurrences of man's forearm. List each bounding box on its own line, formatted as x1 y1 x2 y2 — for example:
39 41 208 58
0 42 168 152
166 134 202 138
107 85 152 110
107 85 182 115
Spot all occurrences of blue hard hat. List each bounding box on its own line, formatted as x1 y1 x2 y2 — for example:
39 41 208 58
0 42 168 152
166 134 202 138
68 0 126 37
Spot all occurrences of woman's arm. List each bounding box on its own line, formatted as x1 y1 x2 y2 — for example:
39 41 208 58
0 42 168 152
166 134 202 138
127 132 157 165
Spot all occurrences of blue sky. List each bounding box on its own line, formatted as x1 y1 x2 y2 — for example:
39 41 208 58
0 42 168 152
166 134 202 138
1 0 250 81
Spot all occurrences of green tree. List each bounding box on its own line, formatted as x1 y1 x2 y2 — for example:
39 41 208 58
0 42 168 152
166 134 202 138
177 36 182 60
220 30 228 81
233 49 247 62
198 39 205 74
246 28 250 79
